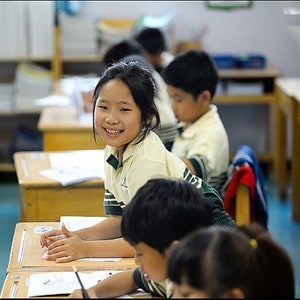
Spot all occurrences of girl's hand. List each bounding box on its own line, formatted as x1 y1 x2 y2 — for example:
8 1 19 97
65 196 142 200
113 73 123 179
45 224 88 263
40 229 65 248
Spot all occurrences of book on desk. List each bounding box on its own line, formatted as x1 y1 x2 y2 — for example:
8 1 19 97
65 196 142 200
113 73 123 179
39 150 105 186
1 217 142 298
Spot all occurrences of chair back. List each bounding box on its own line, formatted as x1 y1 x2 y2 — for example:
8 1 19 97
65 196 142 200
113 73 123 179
222 145 268 227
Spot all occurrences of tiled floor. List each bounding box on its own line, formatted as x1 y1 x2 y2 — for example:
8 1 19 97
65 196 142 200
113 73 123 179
0 172 300 297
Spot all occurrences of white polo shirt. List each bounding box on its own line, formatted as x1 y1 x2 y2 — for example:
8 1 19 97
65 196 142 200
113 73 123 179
103 130 235 228
171 104 229 192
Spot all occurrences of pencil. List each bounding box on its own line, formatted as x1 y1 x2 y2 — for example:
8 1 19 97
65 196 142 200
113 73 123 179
72 266 90 299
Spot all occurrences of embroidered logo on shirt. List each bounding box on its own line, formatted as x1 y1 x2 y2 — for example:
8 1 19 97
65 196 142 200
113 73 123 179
121 176 128 188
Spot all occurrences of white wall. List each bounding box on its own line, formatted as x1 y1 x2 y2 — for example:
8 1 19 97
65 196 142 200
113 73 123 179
80 1 300 77
1 1 298 162
78 1 299 159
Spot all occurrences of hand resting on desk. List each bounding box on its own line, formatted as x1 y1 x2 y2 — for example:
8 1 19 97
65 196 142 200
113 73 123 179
40 229 66 248
41 224 89 263
39 216 135 262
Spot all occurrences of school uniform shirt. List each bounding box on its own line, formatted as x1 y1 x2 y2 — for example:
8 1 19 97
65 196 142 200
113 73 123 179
133 267 173 298
152 70 177 150
103 130 235 228
171 104 229 193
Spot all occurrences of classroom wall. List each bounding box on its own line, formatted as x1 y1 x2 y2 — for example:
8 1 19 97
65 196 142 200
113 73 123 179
79 1 299 158
1 1 299 162
81 1 300 77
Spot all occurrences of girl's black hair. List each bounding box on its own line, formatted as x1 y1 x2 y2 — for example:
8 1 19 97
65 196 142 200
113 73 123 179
92 61 160 144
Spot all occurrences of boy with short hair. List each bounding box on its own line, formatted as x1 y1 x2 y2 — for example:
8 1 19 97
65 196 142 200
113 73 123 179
69 177 214 298
162 49 230 193
135 27 174 74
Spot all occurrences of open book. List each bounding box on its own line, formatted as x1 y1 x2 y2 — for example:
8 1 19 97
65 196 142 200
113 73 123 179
40 150 105 186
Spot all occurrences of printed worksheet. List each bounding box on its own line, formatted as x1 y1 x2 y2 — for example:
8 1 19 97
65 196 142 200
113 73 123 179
27 270 119 297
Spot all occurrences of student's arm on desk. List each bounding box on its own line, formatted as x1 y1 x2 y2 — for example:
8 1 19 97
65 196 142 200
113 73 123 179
40 216 135 262
40 216 122 246
69 270 138 298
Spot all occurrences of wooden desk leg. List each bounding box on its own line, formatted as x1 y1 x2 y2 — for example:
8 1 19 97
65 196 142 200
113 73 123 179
275 88 288 199
291 101 300 222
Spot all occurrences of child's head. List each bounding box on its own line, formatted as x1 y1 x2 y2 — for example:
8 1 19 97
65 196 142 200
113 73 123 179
162 49 219 99
135 27 167 71
135 27 166 55
92 61 160 148
121 177 213 282
161 50 219 124
102 39 144 68
168 223 295 298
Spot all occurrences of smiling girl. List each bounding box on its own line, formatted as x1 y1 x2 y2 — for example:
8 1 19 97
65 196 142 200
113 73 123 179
40 61 235 263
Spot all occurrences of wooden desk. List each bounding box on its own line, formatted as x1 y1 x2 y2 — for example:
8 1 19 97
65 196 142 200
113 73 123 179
1 270 150 298
38 105 106 151
1 271 148 298
275 78 300 222
215 69 280 164
1 222 137 298
6 222 136 274
13 150 106 222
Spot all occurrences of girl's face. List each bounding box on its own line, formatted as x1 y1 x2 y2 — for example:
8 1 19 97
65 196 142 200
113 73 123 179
134 242 167 283
94 79 143 155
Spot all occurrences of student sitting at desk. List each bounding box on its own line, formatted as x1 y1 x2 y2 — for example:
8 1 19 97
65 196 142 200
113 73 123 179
134 27 174 74
168 223 295 298
69 177 214 298
40 61 235 263
162 49 230 194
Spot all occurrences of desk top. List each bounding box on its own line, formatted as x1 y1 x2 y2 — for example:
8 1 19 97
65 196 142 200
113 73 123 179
276 78 300 102
13 150 105 187
218 68 280 79
7 222 136 274
1 270 150 298
38 105 92 131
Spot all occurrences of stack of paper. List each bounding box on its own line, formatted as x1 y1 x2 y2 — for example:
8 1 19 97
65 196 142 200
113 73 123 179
0 2 28 58
13 63 53 113
60 12 98 56
96 18 136 56
27 1 54 58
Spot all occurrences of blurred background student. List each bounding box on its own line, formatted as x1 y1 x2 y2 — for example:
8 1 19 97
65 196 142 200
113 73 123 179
134 27 174 74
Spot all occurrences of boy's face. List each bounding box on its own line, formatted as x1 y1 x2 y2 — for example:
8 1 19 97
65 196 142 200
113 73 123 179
167 85 210 124
94 79 143 155
133 242 168 282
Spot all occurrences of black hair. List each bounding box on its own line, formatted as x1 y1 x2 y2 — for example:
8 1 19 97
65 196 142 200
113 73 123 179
168 223 295 298
121 177 213 253
92 61 160 143
103 39 144 67
161 49 219 99
135 27 166 54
